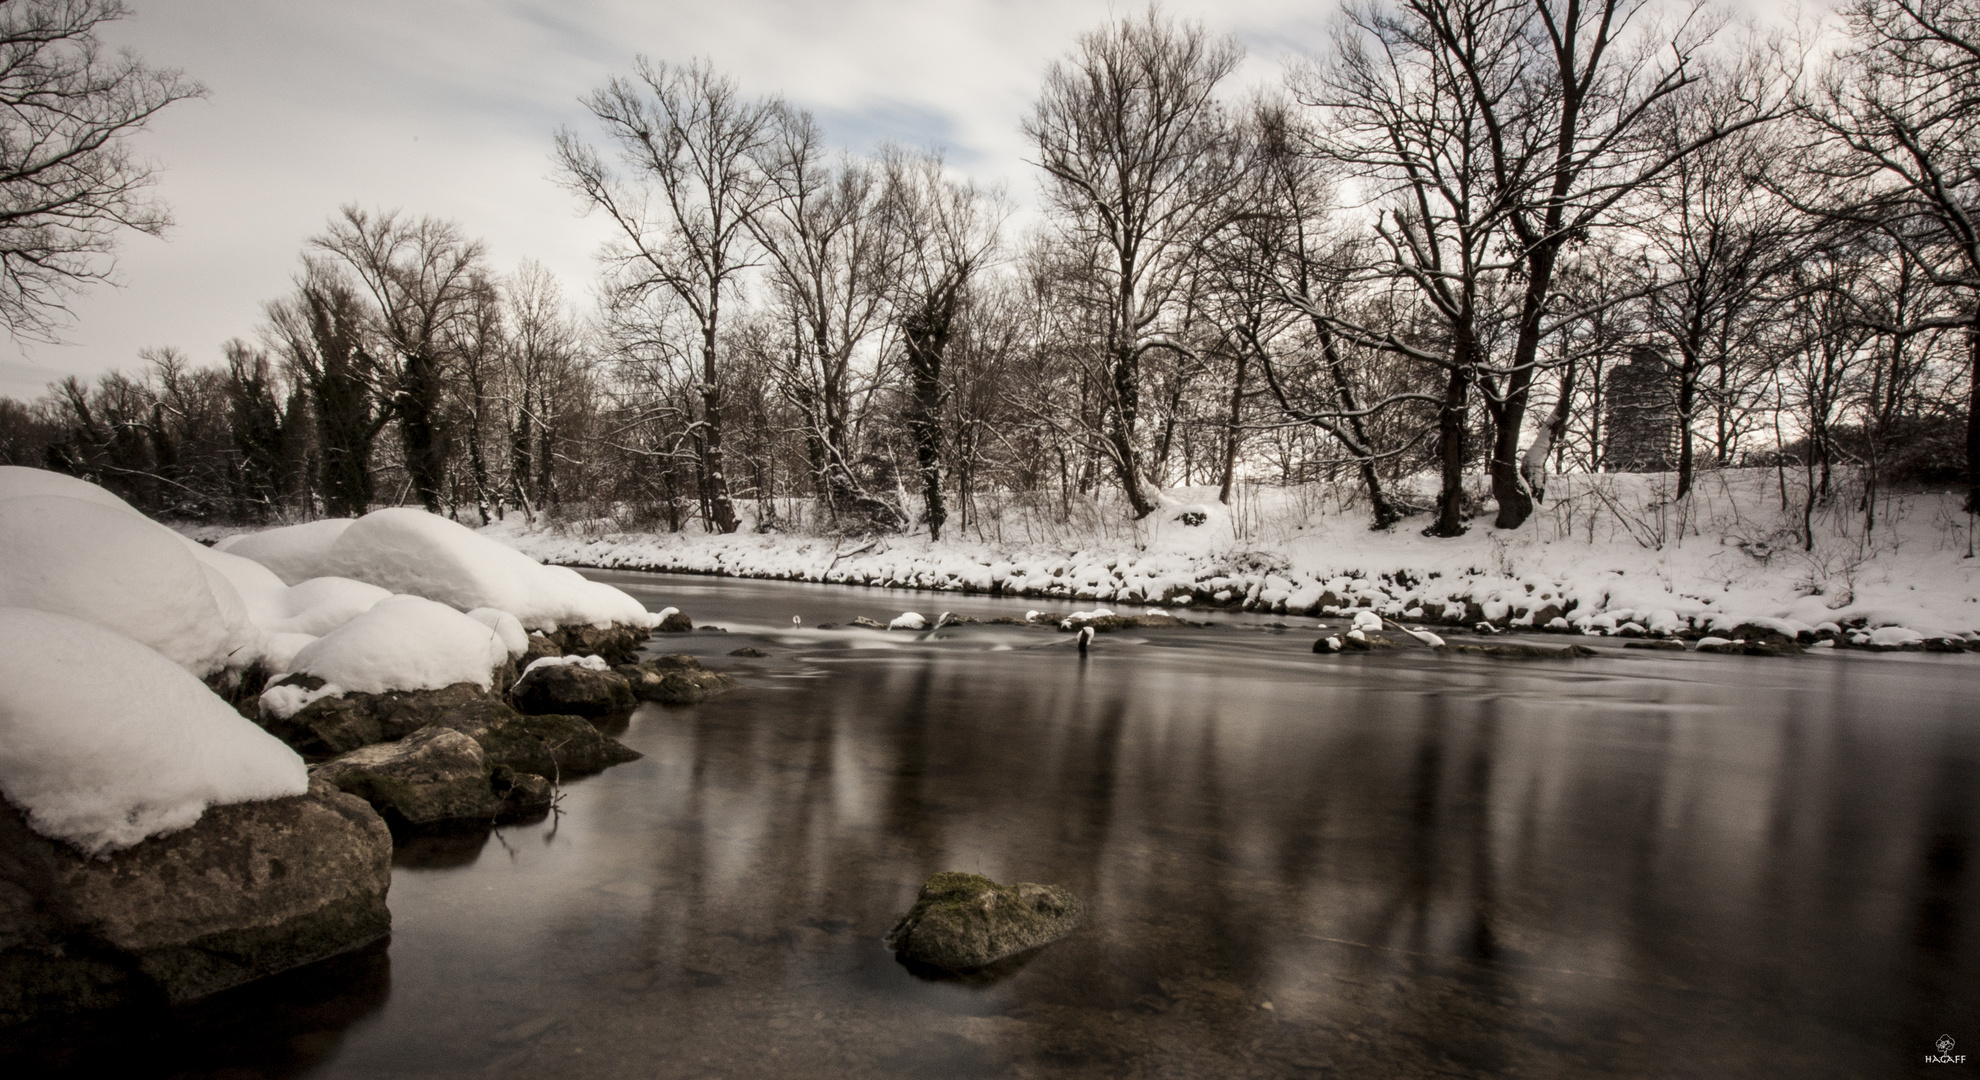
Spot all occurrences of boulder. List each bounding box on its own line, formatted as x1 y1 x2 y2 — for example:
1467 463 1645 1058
520 632 561 668
310 728 504 828
509 663 636 722
850 616 887 629
656 609 694 634
0 778 391 1024
614 655 737 705
886 872 1082 972
260 679 501 760
545 623 648 664
262 692 384 761
429 704 640 779
728 646 768 658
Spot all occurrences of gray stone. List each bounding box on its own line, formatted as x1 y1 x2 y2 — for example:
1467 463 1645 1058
509 663 635 722
520 632 561 668
311 728 501 827
885 872 1082 971
613 655 737 705
656 610 694 634
429 704 640 779
547 623 649 664
0 778 391 1024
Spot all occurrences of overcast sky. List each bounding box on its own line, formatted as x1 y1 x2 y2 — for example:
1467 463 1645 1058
0 0 1807 400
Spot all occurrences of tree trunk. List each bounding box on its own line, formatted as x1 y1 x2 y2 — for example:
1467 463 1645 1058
903 301 950 541
1217 350 1246 505
1967 313 1980 514
398 350 445 513
1675 363 1697 499
1427 365 1469 537
699 325 740 534
1519 358 1575 506
1110 341 1157 519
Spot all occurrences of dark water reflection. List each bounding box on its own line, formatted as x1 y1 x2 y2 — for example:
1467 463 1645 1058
16 572 1980 1078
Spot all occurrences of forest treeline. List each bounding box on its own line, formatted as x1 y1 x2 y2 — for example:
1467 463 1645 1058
1 0 1974 540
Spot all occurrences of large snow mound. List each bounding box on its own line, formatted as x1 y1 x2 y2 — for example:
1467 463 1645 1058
0 495 255 676
285 593 510 695
318 508 655 630
264 576 393 637
0 465 142 515
216 518 354 586
0 607 308 855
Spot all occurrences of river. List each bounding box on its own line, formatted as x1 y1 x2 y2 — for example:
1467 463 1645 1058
7 570 1977 1078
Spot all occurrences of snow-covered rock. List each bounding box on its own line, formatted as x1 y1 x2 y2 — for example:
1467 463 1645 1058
0 495 254 677
0 607 308 854
1351 610 1385 632
263 576 394 637
1870 626 1925 647
467 606 528 658
317 509 656 630
286 594 510 696
0 464 142 514
889 612 928 630
214 518 354 586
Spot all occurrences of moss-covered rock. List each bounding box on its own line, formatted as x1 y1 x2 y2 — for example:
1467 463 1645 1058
885 872 1082 972
614 655 737 705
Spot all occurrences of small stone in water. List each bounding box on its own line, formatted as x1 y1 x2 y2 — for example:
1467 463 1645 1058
886 871 1082 971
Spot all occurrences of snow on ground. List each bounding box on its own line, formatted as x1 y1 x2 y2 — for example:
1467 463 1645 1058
483 470 1980 640
0 607 308 854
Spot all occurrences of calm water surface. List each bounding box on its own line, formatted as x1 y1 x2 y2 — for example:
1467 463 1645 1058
9 571 1978 1078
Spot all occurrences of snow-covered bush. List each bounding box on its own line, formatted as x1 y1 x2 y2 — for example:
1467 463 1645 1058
0 607 308 854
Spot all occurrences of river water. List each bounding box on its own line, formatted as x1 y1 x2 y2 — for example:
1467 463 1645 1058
7 570 1977 1078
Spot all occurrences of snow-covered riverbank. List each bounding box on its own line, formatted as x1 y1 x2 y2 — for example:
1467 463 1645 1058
481 471 1980 644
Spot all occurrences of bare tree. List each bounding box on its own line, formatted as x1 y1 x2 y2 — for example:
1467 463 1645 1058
1804 0 1980 510
557 57 778 533
1026 7 1241 519
749 108 900 526
0 0 204 338
310 207 488 514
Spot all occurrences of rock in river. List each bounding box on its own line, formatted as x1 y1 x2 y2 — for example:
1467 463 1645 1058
885 872 1082 972
614 655 737 705
0 778 391 1024
509 661 635 722
310 727 506 828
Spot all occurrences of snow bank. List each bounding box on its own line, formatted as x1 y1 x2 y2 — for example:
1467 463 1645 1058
215 518 353 586
0 495 253 676
483 470 1980 643
0 607 308 855
286 594 510 695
